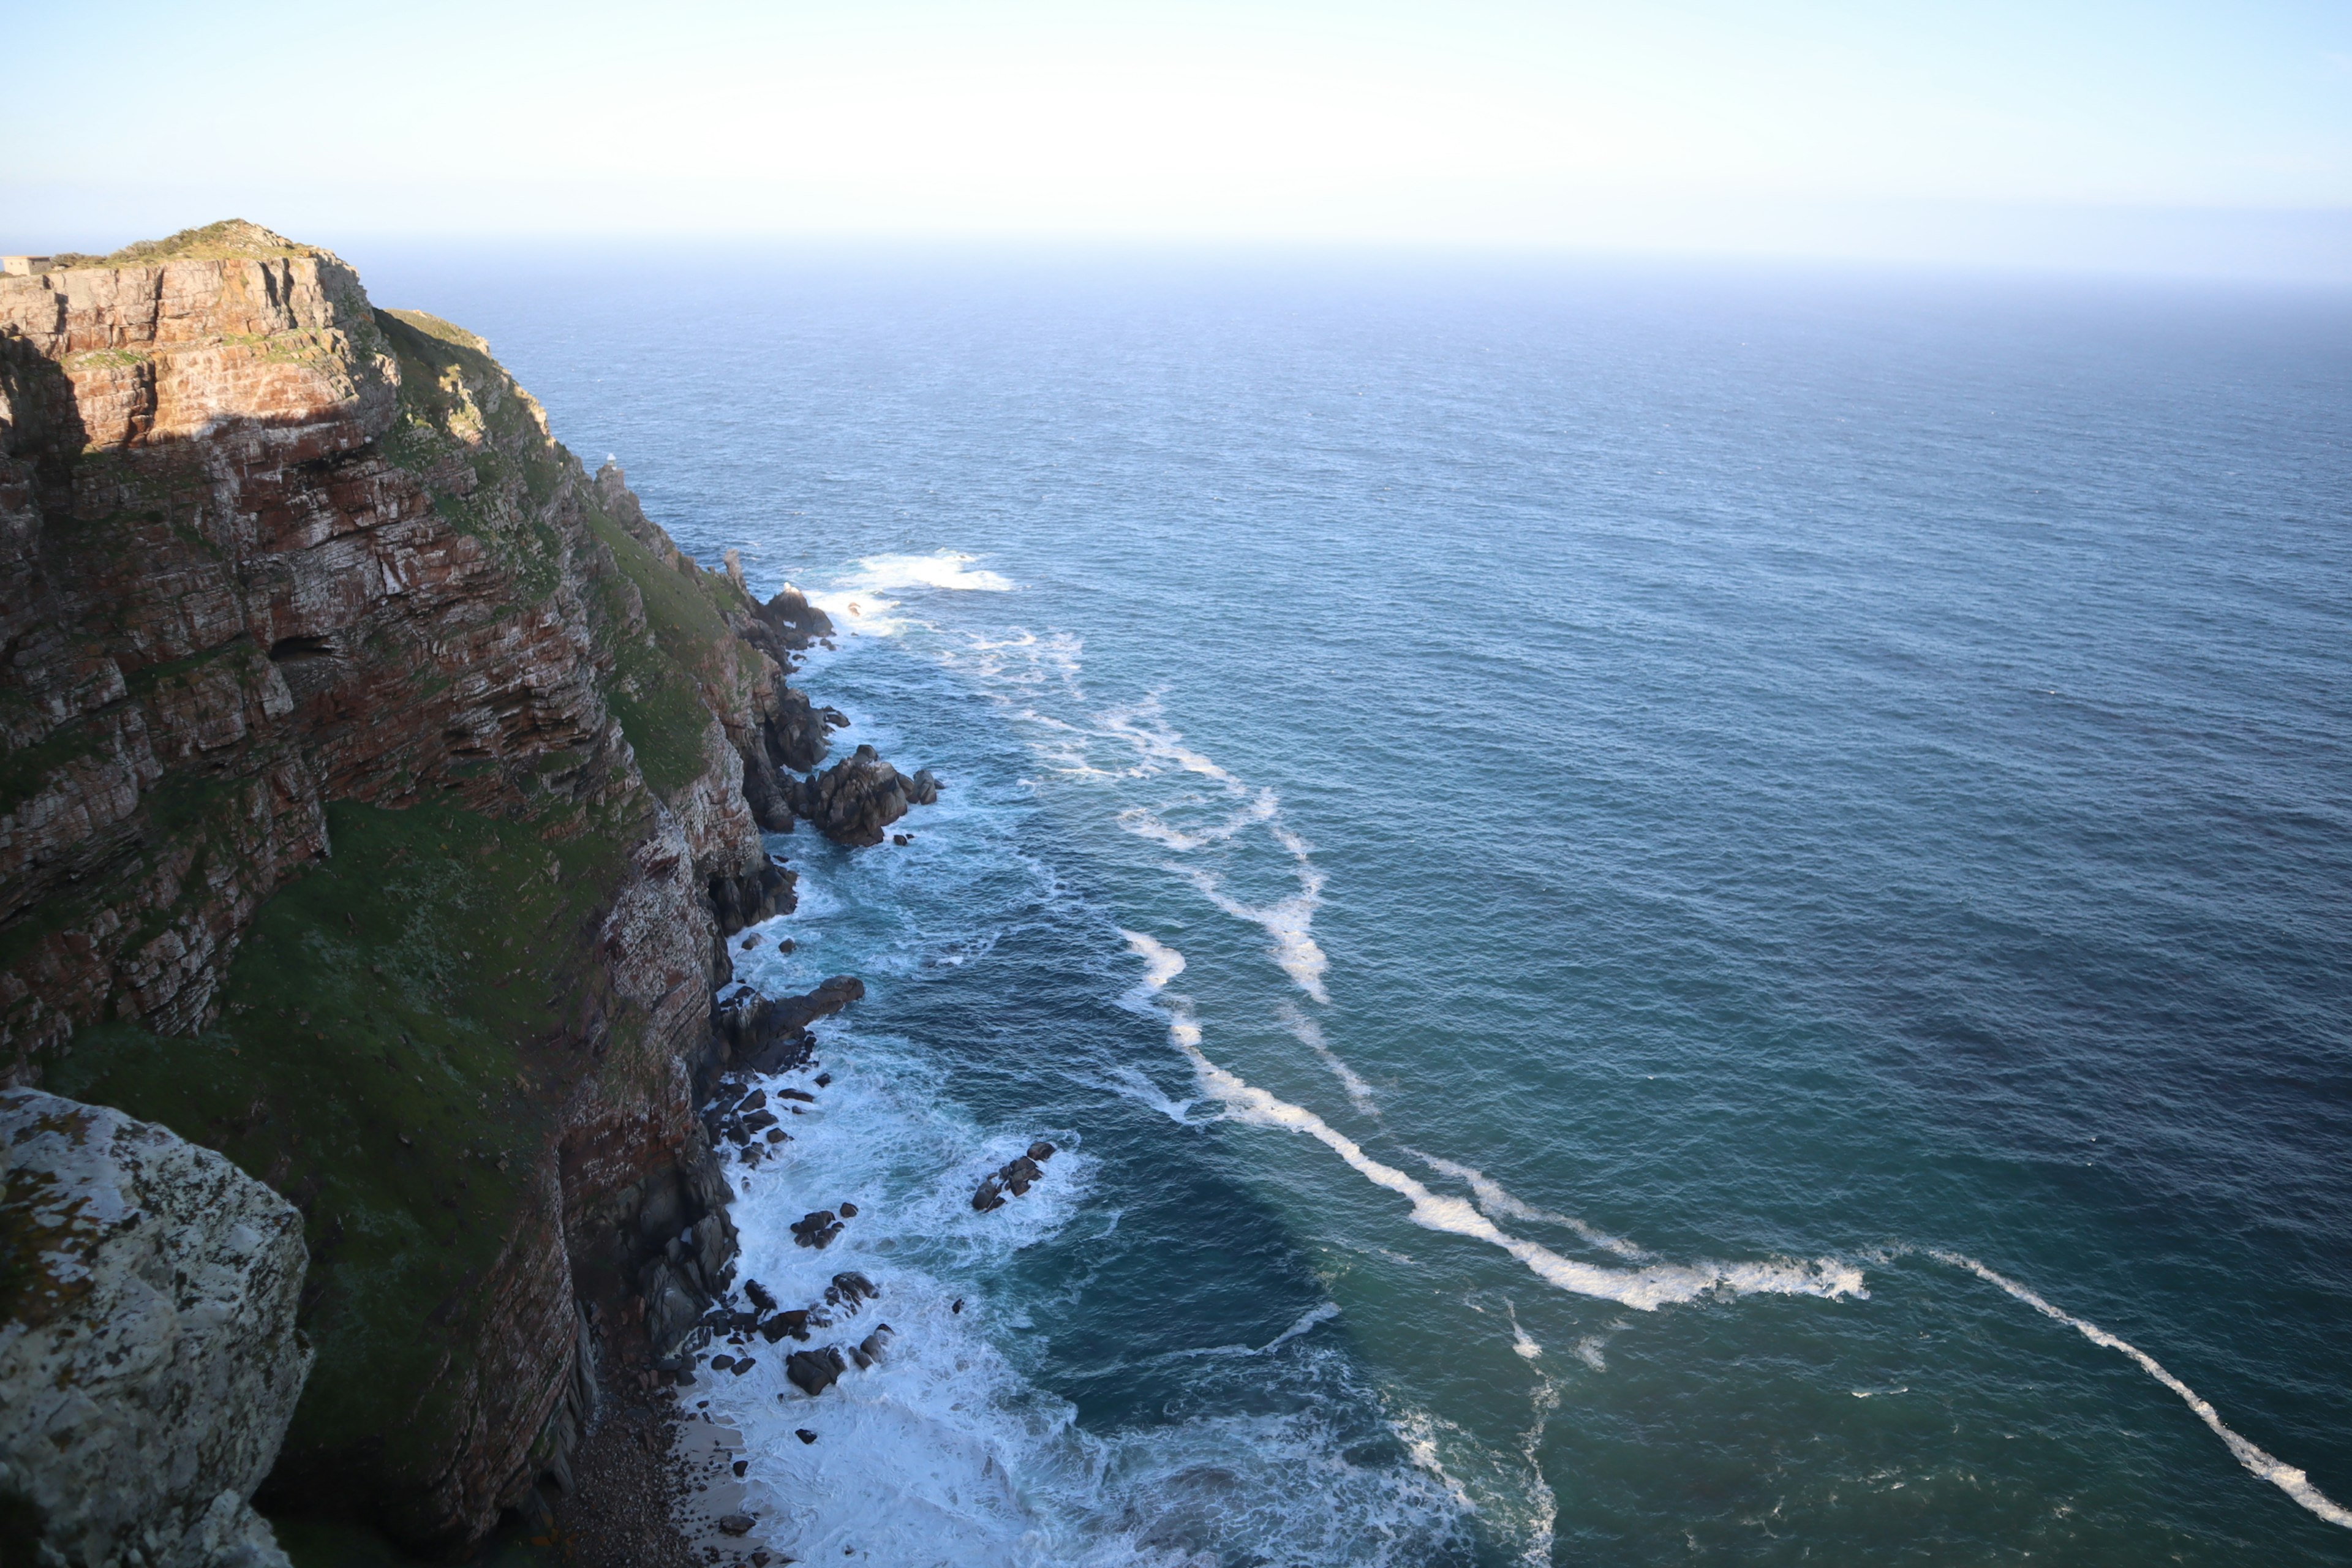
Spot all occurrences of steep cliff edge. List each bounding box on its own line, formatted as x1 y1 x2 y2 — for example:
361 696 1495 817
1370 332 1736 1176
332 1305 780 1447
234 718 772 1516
0 222 838 1555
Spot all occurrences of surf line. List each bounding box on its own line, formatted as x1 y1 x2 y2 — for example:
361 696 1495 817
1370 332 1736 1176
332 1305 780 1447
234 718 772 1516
1178 1036 1863 1312
1918 1249 2352 1531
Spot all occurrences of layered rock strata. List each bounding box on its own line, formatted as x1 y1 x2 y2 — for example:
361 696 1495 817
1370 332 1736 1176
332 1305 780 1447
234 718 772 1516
0 221 902 1555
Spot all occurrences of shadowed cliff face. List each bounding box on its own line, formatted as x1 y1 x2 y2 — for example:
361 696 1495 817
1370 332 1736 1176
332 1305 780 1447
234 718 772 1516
0 224 819 1554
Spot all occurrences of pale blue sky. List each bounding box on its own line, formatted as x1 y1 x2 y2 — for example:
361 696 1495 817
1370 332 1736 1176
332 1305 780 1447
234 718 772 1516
8 0 2349 277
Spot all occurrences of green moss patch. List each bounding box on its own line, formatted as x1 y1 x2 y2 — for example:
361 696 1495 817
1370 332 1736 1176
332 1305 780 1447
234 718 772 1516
46 793 635 1486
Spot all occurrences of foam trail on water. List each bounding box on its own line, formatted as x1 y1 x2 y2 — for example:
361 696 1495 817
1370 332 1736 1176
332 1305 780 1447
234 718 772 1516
1098 1063 1199 1125
1278 1001 1377 1115
1118 928 1186 993
1411 1150 1648 1261
1148 1302 1346 1366
1117 788 1278 850
1183 838 1329 1003
1928 1250 2352 1531
1099 695 1243 789
1183 1041 1865 1311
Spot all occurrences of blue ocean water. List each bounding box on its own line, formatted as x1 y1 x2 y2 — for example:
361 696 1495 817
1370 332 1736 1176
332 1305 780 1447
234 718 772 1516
363 246 2352 1564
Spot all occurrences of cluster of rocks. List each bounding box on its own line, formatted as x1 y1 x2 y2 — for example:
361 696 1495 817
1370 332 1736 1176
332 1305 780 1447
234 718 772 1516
710 974 864 1079
735 584 835 668
789 1202 854 1248
671 1261 889 1406
782 744 943 847
972 1140 1058 1212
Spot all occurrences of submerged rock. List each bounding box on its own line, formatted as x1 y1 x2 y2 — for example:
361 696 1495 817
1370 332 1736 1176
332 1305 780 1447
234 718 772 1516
0 1090 311 1568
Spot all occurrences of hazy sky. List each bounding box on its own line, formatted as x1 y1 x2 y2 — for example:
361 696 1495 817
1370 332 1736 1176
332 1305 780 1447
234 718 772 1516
9 0 2350 277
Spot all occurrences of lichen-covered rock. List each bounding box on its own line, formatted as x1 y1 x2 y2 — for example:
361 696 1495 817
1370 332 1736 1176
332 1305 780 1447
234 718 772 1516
0 1088 309 1568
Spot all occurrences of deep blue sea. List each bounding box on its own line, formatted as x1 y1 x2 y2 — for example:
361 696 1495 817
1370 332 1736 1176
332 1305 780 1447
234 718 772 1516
362 245 2352 1565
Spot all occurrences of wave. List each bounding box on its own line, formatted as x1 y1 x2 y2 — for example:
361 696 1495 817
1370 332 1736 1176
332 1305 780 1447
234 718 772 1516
1180 1039 1865 1313
1408 1150 1648 1261
802 551 1017 636
846 551 1017 594
1115 788 1278 850
1180 835 1329 1005
1923 1250 2352 1532
1277 1001 1378 1115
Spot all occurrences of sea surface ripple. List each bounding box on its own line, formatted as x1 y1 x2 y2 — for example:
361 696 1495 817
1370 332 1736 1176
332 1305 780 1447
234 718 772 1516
361 246 2352 1565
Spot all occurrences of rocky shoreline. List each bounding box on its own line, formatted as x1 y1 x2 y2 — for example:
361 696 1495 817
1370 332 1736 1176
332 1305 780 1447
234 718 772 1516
0 222 957 1566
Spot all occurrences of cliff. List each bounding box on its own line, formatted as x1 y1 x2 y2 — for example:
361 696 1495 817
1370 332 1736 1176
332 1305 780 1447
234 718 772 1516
0 222 839 1555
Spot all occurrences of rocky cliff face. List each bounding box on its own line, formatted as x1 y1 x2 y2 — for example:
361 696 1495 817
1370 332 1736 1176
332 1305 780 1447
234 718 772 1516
1 1088 310 1568
0 222 838 1555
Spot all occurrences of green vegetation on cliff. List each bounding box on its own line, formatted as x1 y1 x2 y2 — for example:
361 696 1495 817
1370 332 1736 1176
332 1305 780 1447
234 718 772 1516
47 793 638 1494
48 218 318 270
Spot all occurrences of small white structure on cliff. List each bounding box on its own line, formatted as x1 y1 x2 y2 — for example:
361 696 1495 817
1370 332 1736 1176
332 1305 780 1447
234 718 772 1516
1 255 53 276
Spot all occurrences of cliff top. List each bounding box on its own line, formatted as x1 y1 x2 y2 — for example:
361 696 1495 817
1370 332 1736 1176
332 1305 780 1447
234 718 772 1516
380 307 489 354
43 218 325 271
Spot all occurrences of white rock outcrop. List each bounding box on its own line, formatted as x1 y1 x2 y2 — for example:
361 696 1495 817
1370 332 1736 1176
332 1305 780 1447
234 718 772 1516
1 1089 310 1568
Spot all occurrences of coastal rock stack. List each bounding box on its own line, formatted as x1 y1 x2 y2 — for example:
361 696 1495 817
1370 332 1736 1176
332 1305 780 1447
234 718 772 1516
0 222 900 1558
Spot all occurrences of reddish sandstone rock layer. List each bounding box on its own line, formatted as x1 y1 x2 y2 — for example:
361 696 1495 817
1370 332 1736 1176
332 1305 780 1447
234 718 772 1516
0 224 823 1554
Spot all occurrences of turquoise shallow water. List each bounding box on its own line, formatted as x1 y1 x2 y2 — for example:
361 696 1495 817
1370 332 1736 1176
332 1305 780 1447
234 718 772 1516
366 247 2352 1564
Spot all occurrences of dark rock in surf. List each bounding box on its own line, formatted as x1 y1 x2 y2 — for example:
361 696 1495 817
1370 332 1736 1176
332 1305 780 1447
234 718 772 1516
713 974 865 1074
785 1346 848 1397
791 1210 843 1249
782 745 944 846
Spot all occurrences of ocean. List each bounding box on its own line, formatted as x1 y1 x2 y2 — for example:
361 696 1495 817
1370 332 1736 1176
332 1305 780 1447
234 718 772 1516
358 244 2352 1565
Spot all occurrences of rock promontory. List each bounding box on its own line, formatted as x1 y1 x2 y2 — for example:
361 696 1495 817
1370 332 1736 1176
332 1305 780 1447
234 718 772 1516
0 221 867 1556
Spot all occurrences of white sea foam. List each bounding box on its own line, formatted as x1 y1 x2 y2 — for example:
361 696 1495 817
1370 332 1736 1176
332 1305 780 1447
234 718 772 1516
1503 1301 1543 1362
1099 1063 1200 1125
1277 1001 1378 1115
802 551 1016 637
1927 1250 2352 1531
1409 1150 1648 1261
1115 789 1278 850
847 551 1017 594
1098 695 1243 788
1119 929 1187 993
1182 846 1329 1004
1183 1041 1866 1312
1147 1302 1345 1366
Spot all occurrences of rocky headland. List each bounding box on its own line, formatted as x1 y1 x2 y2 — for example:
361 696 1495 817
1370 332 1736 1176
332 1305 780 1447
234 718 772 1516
0 222 938 1564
